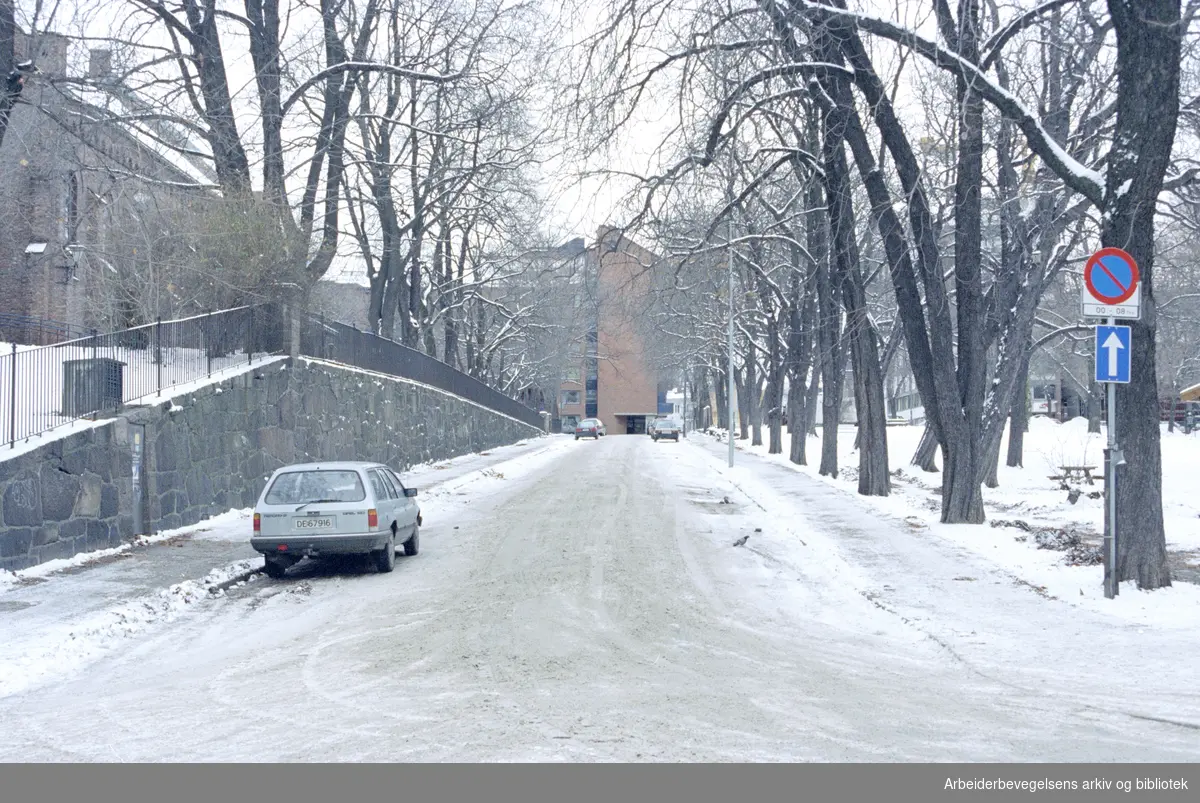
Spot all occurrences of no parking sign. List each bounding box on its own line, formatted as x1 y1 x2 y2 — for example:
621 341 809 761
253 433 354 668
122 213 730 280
1081 247 1140 319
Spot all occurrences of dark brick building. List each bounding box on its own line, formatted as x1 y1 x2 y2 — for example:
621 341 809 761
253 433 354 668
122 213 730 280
0 31 216 344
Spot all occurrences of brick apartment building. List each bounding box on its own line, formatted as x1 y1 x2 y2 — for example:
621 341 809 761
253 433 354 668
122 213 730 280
556 226 672 436
0 31 217 344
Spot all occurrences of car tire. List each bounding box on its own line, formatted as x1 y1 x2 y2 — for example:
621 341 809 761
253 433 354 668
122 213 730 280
404 526 420 557
264 556 288 579
375 530 396 573
575 435 579 440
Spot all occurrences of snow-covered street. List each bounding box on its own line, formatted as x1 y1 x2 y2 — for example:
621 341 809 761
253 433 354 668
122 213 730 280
1 433 1198 761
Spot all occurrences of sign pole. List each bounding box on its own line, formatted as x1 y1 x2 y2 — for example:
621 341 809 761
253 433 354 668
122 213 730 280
1103 315 1118 598
1084 246 1136 600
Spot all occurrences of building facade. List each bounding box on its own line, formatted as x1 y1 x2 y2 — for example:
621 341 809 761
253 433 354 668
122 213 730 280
556 227 666 436
0 31 217 344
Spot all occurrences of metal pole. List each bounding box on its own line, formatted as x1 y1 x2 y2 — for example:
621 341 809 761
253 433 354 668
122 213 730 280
206 310 213 378
728 219 735 468
90 329 99 421
156 316 163 396
9 343 16 448
1104 315 1119 599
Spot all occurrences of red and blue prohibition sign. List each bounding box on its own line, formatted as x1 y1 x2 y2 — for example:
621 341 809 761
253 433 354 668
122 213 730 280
1083 247 1139 306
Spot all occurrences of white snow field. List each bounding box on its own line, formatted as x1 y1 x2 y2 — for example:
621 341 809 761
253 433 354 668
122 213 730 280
0 433 1198 762
707 417 1200 626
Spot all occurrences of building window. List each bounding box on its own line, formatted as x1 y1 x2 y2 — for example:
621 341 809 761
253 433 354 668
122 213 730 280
565 366 581 382
561 390 580 406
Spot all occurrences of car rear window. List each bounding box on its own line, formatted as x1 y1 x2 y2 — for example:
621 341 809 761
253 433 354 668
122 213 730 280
264 470 367 505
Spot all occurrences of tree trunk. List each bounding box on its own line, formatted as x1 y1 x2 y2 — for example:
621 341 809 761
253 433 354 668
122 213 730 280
949 0 987 514
714 367 728 433
244 0 287 206
736 367 750 441
183 0 253 193
0 0 17 152
1088 381 1103 434
1007 349 1030 468
818 84 889 495
913 425 940 472
831 18 977 522
807 116 843 477
747 334 763 446
788 380 807 465
1106 0 1179 589
805 365 821 437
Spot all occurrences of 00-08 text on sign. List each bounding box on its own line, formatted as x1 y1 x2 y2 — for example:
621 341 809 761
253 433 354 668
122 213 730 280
1082 299 1140 319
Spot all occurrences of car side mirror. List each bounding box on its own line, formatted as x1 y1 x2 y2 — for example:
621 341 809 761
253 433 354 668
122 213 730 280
405 488 418 498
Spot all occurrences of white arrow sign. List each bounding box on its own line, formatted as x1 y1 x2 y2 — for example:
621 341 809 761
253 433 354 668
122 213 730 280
1102 331 1124 377
1094 325 1131 384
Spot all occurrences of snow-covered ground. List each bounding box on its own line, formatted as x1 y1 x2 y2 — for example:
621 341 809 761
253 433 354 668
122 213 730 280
0 433 1197 761
0 436 568 700
700 417 1200 628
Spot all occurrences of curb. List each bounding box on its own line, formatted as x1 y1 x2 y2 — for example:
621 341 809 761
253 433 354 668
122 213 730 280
207 566 263 594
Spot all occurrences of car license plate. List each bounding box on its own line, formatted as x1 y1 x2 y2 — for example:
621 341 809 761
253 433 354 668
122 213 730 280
295 517 334 530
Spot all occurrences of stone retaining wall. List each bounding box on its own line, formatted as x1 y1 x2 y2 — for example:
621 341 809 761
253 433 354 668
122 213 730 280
0 357 544 571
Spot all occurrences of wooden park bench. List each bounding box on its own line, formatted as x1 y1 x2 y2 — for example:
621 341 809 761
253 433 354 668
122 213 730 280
1048 465 1103 485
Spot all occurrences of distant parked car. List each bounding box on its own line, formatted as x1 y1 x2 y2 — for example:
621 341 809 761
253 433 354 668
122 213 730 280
251 461 421 578
650 418 680 441
575 418 607 439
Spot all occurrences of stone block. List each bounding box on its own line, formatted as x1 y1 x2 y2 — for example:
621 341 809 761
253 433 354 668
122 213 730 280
3 477 39 526
0 554 36 572
74 473 103 517
100 482 119 518
1 527 34 558
33 524 59 546
36 538 77 563
58 518 87 541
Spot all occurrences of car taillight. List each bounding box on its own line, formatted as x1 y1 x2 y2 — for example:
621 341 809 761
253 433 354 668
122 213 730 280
368 509 378 528
253 512 260 533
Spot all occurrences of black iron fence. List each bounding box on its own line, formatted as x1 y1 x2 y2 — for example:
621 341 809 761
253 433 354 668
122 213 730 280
299 317 544 429
0 313 88 346
2 303 542 449
2 305 284 448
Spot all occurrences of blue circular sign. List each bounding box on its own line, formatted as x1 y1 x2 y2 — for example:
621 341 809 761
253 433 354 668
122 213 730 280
1084 247 1139 305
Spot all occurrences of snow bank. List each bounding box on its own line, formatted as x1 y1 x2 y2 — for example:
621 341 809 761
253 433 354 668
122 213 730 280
0 558 260 699
703 416 1200 629
0 509 254 595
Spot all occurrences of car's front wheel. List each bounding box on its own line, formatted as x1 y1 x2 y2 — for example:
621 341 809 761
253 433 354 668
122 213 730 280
375 530 396 573
404 526 420 557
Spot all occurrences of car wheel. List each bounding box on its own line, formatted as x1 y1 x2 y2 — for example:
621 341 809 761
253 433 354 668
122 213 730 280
575 434 579 440
264 556 288 579
375 530 396 573
403 526 420 557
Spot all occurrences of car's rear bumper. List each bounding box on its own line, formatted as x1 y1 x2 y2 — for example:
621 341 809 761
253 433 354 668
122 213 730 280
252 531 389 558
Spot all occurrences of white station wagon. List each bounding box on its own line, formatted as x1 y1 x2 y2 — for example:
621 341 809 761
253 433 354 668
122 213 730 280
252 461 422 578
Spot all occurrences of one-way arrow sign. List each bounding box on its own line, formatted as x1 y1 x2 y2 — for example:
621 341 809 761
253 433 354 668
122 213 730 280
1094 325 1131 384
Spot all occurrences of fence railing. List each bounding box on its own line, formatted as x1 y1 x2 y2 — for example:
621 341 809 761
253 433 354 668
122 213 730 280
299 317 544 429
0 314 87 346
2 305 285 448
2 302 543 450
